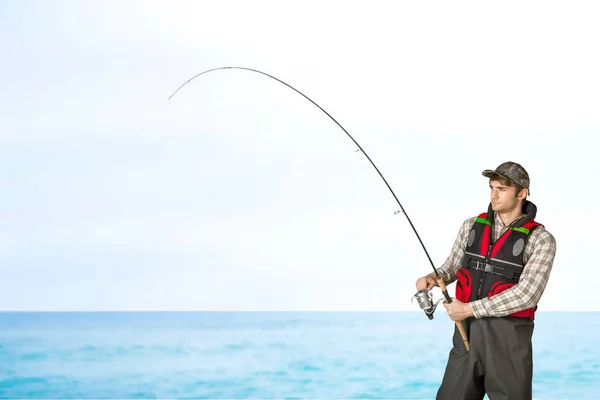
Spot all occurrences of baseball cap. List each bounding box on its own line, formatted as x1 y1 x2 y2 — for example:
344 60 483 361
482 161 530 192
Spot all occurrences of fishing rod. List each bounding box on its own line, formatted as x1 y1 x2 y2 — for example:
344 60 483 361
168 66 469 351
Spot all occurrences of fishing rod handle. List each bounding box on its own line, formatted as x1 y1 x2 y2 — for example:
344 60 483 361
437 277 471 352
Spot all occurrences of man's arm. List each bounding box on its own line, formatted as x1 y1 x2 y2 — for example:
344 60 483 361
469 228 557 318
428 217 475 285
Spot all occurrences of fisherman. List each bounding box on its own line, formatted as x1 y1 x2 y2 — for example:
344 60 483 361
415 161 557 400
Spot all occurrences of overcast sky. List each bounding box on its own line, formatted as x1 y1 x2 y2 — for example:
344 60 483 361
1 0 598 311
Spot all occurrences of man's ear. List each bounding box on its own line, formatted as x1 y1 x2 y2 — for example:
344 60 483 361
518 188 528 200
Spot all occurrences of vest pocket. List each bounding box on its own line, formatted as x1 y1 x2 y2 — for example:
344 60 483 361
456 268 472 303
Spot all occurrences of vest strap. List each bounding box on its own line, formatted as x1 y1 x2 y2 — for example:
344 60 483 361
466 260 521 280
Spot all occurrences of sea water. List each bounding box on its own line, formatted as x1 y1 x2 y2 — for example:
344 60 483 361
0 312 598 399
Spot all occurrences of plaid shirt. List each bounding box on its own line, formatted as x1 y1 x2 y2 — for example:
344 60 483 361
433 212 557 319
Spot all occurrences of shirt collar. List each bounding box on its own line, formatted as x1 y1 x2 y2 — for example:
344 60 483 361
494 212 525 228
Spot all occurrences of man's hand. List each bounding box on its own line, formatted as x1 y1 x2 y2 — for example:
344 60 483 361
415 274 438 291
443 297 474 322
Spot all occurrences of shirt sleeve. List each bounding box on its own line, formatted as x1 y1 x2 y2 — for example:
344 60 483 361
469 227 557 319
432 217 476 285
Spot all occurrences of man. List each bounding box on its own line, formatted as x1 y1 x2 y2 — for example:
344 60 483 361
415 161 557 400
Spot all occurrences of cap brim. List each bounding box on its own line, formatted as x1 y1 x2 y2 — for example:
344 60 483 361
482 169 512 182
483 169 499 178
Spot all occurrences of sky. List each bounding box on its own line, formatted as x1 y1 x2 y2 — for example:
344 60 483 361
1 0 599 311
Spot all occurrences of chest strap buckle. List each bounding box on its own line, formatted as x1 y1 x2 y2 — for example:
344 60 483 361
467 260 520 280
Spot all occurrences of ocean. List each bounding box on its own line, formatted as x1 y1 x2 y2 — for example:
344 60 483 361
0 311 598 399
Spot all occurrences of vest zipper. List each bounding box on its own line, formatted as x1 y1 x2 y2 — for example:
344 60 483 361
476 244 494 299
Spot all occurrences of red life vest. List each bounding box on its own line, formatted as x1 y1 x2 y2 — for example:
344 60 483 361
455 202 542 320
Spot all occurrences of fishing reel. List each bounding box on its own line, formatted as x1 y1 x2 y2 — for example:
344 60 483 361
411 288 443 320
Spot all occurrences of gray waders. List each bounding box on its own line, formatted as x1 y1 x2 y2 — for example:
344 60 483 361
436 316 534 400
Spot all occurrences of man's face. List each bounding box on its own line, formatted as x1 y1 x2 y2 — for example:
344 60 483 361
489 179 525 213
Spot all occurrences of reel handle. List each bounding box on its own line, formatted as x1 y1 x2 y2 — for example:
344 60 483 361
437 277 470 352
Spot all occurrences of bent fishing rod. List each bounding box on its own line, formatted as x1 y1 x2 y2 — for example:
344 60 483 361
168 66 469 351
